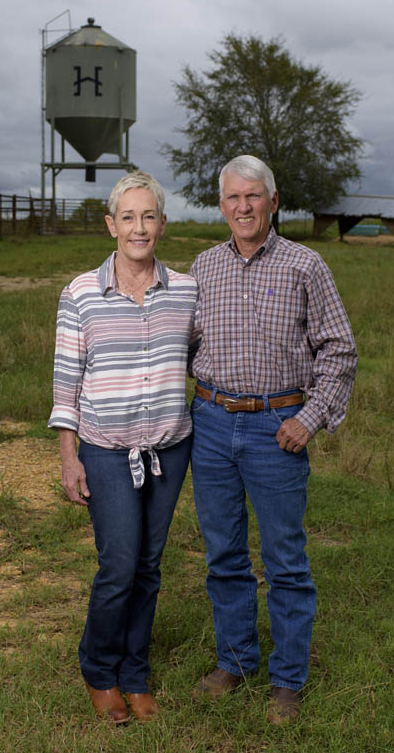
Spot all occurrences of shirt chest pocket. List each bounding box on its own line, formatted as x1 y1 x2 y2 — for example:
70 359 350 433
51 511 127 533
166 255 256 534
254 276 307 344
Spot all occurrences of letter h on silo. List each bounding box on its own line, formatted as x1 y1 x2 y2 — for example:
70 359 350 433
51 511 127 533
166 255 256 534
73 66 103 96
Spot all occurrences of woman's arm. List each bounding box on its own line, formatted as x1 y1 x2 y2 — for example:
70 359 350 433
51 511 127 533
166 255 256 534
59 428 90 506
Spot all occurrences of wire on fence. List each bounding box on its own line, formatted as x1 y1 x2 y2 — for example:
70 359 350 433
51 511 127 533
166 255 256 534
0 194 109 237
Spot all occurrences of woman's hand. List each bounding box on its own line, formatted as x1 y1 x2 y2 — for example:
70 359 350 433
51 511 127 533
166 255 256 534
59 429 91 505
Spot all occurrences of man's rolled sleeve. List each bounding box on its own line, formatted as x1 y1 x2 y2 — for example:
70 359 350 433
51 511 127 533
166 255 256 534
299 261 358 436
293 402 327 438
48 287 87 432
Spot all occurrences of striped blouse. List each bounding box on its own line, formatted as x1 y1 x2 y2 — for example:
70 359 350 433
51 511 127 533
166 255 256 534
49 251 198 486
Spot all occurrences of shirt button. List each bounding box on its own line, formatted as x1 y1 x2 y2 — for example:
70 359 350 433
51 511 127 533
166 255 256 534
144 376 148 381
143 347 148 351
143 406 148 410
243 294 248 299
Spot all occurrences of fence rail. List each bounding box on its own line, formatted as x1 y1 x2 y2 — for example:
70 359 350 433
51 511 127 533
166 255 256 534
0 193 315 240
0 194 108 238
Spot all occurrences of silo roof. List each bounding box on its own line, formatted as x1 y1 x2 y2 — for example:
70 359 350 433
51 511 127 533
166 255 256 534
316 194 394 219
46 18 133 51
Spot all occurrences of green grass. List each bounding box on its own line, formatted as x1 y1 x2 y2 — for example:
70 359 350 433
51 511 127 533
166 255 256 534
1 229 394 487
165 219 230 241
0 472 393 752
0 225 394 751
0 235 113 278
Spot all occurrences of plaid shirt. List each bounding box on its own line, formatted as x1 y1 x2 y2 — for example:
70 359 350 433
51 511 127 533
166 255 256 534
189 228 357 437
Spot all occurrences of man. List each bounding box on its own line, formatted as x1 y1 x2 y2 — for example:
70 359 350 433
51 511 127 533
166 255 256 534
189 155 357 724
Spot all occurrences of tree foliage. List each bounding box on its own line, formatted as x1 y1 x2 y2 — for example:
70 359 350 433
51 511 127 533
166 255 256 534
70 198 108 223
161 36 364 212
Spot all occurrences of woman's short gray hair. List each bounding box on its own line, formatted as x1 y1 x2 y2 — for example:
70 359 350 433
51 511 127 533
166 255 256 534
108 171 165 217
219 155 276 198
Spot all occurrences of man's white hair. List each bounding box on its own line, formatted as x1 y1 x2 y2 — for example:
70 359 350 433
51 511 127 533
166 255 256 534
108 170 165 217
219 155 276 198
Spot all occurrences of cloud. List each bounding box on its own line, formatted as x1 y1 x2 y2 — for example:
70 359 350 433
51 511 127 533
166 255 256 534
1 0 394 216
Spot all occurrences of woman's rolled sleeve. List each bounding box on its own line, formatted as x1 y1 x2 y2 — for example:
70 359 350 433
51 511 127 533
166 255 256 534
48 286 86 432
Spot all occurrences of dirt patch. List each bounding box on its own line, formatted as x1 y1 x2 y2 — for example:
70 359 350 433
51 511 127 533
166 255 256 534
311 533 349 548
342 234 394 245
0 264 194 290
0 271 85 292
0 427 90 628
0 619 19 630
0 421 61 510
0 276 57 292
167 236 221 244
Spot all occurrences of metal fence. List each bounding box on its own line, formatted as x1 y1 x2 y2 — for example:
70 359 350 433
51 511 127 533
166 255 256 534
0 193 315 241
0 194 108 238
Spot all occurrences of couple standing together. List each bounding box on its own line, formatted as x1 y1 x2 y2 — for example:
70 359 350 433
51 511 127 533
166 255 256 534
49 155 357 725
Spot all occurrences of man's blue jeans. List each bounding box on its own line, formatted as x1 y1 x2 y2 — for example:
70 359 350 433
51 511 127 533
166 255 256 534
191 383 316 691
78 435 191 692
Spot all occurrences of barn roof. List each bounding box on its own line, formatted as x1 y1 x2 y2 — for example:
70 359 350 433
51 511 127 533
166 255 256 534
316 194 394 219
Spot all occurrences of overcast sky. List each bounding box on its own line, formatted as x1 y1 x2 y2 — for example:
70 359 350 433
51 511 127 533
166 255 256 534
1 0 393 220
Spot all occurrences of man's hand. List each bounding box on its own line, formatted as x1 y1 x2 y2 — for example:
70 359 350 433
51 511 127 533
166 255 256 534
59 428 91 505
276 418 311 453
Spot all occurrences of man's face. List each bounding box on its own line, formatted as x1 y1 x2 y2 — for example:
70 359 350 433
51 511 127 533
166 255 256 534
219 172 279 256
105 188 166 265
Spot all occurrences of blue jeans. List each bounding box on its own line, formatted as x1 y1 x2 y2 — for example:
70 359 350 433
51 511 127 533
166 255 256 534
78 435 191 692
191 383 316 691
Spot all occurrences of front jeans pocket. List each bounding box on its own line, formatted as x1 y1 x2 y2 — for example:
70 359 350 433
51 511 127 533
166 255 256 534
191 395 213 414
271 403 302 427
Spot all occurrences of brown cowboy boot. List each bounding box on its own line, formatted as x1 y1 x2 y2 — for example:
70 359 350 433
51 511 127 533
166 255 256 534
125 692 160 721
193 667 244 699
267 686 302 725
85 682 130 724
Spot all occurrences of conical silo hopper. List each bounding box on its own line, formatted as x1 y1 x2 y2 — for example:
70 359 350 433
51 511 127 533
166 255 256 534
45 18 136 181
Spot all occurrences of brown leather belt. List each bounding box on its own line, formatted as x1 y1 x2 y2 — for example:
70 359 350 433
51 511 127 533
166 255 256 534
195 384 304 413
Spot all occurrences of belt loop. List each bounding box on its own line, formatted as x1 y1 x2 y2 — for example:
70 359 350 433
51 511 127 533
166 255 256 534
263 394 270 413
210 387 218 404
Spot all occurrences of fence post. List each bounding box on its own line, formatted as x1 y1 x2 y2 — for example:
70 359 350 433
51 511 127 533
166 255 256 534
29 196 35 235
50 198 56 233
0 195 2 241
12 194 17 235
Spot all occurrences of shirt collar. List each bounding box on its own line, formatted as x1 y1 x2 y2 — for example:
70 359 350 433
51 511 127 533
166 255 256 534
98 251 169 296
228 226 278 262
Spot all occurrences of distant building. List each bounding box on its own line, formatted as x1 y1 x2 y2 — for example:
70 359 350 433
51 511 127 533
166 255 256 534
313 195 394 239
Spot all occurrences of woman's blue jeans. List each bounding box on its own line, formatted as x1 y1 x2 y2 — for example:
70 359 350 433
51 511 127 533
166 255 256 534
78 435 191 692
191 384 316 691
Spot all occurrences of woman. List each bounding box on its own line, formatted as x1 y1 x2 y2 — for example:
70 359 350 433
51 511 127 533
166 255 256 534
49 171 198 723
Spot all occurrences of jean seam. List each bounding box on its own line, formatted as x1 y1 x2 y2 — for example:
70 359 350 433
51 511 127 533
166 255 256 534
270 680 304 691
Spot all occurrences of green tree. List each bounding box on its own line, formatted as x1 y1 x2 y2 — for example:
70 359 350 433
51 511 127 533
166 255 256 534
70 198 108 225
161 35 364 213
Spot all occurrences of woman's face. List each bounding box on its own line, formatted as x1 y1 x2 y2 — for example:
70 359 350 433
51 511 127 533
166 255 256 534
105 188 166 266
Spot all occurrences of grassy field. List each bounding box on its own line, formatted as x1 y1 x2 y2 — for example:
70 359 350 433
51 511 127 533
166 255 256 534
0 223 393 752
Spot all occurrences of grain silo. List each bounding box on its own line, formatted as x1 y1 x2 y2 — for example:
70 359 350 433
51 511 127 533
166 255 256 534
41 16 137 212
